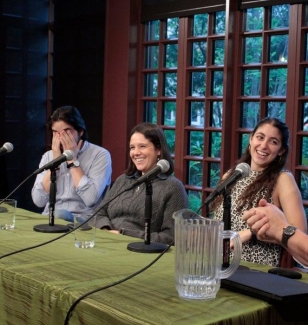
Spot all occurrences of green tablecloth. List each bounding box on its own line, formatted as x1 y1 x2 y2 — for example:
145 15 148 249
0 208 307 325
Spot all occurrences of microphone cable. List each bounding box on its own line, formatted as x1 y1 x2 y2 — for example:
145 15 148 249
0 187 129 259
64 241 173 325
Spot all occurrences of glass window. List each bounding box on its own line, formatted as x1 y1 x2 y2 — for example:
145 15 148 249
190 102 205 127
210 132 221 158
269 35 288 63
165 44 178 68
144 73 158 97
193 14 208 36
208 162 220 188
190 72 206 96
189 131 204 156
243 37 262 64
144 102 157 123
212 71 223 96
243 69 261 96
165 18 179 39
145 45 159 69
192 42 206 66
163 73 177 97
145 20 160 41
188 161 203 186
163 102 176 126
213 40 224 65
214 11 226 35
211 101 223 127
241 102 260 128
244 7 264 31
270 5 289 29
267 68 287 96
266 102 286 121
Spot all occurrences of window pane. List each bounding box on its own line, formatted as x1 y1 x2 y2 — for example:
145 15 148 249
144 73 158 96
269 35 288 63
208 162 220 188
188 190 202 213
214 11 225 34
212 70 223 96
211 101 222 127
270 5 289 29
241 102 260 128
145 20 160 41
302 103 308 130
304 68 308 95
192 42 206 66
188 161 203 186
241 134 250 155
267 68 287 96
165 17 179 39
190 72 206 96
243 69 261 96
267 102 286 121
210 132 221 158
244 37 262 64
144 45 158 69
306 34 308 60
190 101 205 127
163 101 176 126
213 40 224 65
245 8 264 31
300 171 308 201
301 136 308 165
144 102 157 123
164 73 177 97
193 14 208 37
164 129 175 154
165 44 178 68
189 131 204 156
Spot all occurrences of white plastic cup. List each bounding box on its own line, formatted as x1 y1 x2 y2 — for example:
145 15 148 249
0 199 17 230
73 214 96 248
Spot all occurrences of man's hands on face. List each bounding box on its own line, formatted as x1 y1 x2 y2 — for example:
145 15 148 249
52 130 83 160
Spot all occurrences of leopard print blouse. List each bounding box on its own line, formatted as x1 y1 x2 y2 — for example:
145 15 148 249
214 170 281 267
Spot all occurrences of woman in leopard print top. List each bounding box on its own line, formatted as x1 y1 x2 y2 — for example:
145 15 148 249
213 117 307 267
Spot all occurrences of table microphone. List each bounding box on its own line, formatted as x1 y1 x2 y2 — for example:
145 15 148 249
127 160 171 253
0 142 14 157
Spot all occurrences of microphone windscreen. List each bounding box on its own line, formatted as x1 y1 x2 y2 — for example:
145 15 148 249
63 150 74 161
3 142 13 153
157 159 170 173
235 162 250 177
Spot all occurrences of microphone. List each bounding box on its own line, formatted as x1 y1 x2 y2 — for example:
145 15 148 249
204 162 250 205
0 142 14 157
33 150 74 175
126 159 170 191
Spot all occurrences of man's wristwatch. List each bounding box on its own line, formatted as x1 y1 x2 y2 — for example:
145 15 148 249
67 160 80 169
282 225 297 248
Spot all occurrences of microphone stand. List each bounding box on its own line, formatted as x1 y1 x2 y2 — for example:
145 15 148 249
127 181 168 253
222 190 231 268
33 168 70 233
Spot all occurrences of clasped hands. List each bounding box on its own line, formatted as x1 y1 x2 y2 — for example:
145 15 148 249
242 198 287 244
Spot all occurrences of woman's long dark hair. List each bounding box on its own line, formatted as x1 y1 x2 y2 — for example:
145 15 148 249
213 117 289 211
47 106 88 141
125 122 174 176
